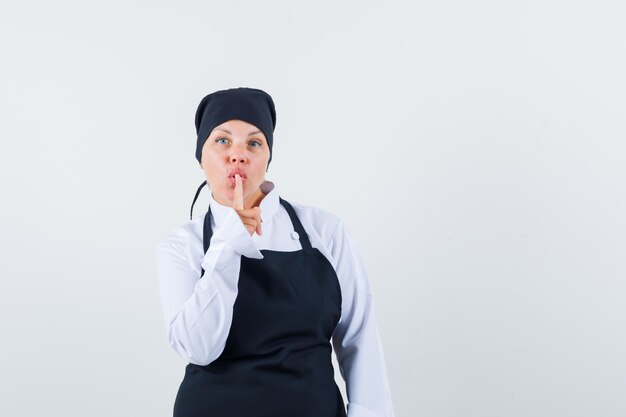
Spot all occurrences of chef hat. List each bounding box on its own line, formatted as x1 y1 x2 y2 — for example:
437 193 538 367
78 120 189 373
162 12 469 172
190 87 277 220
195 87 277 166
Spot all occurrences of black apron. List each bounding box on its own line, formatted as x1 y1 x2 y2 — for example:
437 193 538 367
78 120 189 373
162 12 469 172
173 197 347 417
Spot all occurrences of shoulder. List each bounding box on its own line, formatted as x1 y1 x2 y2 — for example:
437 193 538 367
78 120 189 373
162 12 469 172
156 216 204 258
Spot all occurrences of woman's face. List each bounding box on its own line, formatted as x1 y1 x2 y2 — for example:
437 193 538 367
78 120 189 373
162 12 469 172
200 119 270 208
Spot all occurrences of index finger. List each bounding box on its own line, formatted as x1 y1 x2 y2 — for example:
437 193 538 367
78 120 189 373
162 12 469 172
232 174 244 210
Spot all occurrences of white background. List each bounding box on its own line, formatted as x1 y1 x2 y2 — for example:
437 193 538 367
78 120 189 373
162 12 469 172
1 0 625 416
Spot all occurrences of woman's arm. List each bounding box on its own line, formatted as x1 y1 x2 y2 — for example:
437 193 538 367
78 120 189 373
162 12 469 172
156 209 263 366
329 219 396 417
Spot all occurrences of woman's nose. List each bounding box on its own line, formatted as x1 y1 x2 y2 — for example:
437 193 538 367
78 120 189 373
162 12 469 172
230 150 246 164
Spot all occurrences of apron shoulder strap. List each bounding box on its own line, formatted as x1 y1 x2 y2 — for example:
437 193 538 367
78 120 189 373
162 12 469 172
190 180 207 220
278 197 313 251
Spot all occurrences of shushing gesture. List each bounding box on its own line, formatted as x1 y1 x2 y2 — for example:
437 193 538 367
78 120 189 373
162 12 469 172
232 174 263 236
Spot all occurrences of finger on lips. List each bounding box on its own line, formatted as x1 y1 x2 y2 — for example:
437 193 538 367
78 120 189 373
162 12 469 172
232 174 262 236
233 174 244 210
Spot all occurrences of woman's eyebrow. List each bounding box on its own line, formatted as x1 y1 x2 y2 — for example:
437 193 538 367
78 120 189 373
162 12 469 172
215 128 262 136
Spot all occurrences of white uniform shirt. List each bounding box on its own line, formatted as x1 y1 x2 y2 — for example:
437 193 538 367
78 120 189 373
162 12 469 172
156 180 395 417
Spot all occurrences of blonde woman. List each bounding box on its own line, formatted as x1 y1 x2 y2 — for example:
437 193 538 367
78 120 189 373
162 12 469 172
156 87 395 417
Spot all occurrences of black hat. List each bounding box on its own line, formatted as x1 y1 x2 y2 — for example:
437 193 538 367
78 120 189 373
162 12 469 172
194 87 277 166
190 87 277 220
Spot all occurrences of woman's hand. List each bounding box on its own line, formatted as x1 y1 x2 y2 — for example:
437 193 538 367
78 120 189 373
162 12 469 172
232 174 263 236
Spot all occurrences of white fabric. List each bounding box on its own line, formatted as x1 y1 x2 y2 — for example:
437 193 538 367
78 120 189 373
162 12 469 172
156 180 395 417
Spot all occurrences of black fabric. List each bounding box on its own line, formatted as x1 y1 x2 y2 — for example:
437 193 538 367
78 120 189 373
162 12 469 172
194 87 277 166
173 197 346 417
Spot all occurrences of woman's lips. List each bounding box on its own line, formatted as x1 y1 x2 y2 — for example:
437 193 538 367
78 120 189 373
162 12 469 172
228 175 246 187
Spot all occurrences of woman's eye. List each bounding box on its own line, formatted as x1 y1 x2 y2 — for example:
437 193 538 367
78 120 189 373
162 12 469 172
215 137 261 147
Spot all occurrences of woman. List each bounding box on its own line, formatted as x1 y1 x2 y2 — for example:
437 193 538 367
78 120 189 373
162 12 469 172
156 87 395 417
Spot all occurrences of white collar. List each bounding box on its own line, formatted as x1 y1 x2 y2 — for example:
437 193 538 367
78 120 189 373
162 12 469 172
207 180 279 225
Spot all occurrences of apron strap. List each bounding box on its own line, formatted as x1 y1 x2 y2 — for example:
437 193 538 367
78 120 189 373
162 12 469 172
190 180 207 221
200 204 213 278
279 197 313 251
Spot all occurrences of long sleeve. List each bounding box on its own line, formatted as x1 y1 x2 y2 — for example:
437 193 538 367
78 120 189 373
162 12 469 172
156 208 263 366
329 220 395 417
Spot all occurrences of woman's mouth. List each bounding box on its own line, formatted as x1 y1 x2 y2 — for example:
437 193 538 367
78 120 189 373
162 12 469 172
228 175 246 187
